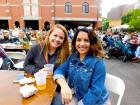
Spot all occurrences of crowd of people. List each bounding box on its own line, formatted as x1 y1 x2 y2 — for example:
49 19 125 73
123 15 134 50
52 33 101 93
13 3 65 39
2 28 43 42
97 31 140 63
1 24 140 105
0 24 112 105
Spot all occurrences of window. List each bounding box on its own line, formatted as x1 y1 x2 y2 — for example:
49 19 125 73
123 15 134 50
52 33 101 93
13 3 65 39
31 0 39 16
23 0 39 17
65 2 72 13
82 2 89 13
23 0 30 16
23 0 30 4
24 5 30 16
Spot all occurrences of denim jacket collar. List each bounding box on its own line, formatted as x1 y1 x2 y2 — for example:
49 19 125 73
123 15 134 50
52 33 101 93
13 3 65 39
71 52 93 65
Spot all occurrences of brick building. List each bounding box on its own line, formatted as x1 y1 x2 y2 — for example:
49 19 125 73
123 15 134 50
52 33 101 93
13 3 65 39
0 0 102 30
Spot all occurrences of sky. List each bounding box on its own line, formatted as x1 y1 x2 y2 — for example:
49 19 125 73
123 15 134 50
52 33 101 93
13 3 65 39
101 0 138 17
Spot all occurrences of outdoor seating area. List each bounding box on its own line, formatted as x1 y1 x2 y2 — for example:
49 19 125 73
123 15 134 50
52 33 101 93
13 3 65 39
0 70 56 105
0 0 140 105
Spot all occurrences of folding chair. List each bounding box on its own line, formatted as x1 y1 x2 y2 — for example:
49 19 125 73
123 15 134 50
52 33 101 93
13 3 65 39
105 73 125 105
6 52 26 70
0 58 3 69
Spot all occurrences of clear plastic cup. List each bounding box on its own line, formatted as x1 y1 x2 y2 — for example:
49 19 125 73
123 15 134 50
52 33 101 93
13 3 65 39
44 64 54 74
34 71 47 90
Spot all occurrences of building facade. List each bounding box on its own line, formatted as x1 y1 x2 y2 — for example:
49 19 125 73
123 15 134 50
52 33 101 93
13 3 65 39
107 4 135 27
0 0 102 30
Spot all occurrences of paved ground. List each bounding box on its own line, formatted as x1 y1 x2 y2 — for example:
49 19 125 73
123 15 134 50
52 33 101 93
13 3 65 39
105 58 140 105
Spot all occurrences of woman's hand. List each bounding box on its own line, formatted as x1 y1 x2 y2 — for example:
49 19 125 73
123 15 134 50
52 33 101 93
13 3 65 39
39 68 53 75
56 78 73 104
61 83 72 104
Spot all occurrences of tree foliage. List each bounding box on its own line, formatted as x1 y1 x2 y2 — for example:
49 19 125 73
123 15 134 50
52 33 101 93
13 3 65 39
121 13 132 24
102 18 109 31
128 9 140 31
121 9 140 32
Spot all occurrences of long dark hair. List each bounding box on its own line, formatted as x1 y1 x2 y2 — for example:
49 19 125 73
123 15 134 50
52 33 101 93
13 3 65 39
71 28 105 57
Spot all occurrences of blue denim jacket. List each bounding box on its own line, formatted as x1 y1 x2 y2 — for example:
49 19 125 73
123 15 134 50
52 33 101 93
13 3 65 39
54 52 109 105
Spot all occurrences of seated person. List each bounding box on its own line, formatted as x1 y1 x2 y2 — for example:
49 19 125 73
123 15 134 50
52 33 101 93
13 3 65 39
52 28 111 105
18 29 30 45
127 33 139 56
0 30 19 43
132 46 140 63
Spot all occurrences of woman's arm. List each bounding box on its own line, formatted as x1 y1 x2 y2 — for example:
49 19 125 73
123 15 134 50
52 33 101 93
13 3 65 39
56 78 72 104
23 45 40 74
53 56 73 104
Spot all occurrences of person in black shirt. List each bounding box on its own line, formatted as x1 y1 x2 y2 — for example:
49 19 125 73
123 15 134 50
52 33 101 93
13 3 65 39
23 24 70 75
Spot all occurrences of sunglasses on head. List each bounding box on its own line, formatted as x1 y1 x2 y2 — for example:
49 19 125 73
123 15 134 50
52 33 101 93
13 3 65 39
77 26 93 30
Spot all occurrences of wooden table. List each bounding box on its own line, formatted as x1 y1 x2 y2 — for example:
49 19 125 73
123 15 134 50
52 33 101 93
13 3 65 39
0 70 57 105
0 43 29 52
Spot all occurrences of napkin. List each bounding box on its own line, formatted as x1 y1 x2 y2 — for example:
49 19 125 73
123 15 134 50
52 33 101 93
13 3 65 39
20 84 38 98
19 77 35 85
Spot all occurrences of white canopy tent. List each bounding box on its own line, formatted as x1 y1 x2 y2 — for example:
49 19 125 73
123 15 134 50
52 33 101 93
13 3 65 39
119 24 129 29
112 24 129 32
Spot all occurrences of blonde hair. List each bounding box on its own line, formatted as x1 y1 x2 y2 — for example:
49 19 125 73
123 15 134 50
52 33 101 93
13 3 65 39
43 24 69 64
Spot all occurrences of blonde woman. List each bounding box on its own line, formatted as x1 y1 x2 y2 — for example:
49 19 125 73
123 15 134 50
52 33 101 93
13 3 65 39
23 24 69 74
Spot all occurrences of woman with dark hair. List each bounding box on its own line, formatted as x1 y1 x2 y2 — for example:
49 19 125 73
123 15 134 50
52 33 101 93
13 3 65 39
52 28 111 105
23 24 70 74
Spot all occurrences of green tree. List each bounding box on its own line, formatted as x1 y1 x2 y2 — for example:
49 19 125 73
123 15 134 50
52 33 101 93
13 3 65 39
121 13 132 24
102 18 109 31
121 9 140 31
128 9 140 32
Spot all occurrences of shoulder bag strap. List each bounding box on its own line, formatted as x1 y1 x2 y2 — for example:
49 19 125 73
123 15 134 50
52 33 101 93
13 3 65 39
38 42 49 64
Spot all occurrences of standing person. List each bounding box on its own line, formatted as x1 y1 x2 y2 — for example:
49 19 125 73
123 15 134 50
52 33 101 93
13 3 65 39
23 24 69 74
52 28 111 105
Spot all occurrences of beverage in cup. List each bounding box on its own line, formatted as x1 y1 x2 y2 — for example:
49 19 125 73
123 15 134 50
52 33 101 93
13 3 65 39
34 71 47 90
44 64 54 75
